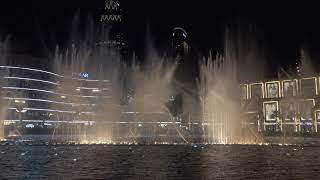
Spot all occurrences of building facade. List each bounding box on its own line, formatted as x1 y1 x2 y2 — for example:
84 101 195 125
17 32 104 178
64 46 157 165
0 65 110 136
241 76 320 135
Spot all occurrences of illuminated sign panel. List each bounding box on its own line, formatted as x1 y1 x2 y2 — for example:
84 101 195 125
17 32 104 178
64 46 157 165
263 101 278 122
79 72 89 78
299 99 315 121
265 81 280 98
300 77 317 96
250 83 264 99
280 101 296 121
282 80 298 97
72 72 89 79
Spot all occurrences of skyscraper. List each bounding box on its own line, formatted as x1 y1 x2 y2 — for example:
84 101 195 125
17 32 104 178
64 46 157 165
172 27 188 65
167 27 189 120
97 0 128 59
97 0 129 105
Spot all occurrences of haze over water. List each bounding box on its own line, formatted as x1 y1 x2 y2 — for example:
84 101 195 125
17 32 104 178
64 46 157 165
1 6 320 179
0 12 316 145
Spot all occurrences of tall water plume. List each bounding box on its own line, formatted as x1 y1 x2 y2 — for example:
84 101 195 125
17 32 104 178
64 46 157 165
53 43 125 143
299 48 314 76
50 13 179 143
0 36 10 139
120 27 177 143
199 25 266 144
199 52 240 144
50 13 124 143
123 58 176 142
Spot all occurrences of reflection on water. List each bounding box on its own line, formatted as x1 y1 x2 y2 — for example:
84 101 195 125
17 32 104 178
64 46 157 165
0 144 319 179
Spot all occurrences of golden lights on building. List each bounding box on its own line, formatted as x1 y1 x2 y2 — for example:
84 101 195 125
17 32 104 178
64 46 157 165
241 76 320 133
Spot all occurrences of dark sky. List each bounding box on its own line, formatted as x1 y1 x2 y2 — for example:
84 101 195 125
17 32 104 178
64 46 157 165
0 1 320 69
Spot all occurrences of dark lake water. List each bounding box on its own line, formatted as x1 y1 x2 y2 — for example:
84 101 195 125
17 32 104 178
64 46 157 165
0 144 319 179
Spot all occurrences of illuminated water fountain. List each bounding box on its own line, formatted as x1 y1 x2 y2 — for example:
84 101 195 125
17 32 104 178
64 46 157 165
0 14 276 145
199 52 240 144
198 29 266 144
52 40 123 143
0 38 10 140
122 50 178 143
49 22 185 144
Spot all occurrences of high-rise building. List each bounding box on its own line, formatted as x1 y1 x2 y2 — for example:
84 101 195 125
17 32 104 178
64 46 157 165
172 27 188 65
167 27 189 120
97 0 129 105
97 0 128 59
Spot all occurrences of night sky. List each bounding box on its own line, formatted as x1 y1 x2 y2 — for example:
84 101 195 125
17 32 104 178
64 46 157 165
0 1 320 70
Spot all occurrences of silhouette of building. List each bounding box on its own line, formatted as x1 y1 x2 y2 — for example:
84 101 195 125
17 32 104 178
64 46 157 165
167 27 190 121
172 27 188 65
241 75 320 135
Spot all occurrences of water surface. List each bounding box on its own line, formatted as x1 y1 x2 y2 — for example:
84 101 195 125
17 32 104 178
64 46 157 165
0 144 319 179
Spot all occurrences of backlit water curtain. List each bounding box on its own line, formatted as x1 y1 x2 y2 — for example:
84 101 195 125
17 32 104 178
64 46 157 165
0 30 266 145
1 4 318 144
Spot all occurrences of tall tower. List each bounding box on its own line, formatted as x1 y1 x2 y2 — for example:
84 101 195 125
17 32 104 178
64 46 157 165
167 27 189 120
98 0 128 58
96 0 129 107
172 27 188 65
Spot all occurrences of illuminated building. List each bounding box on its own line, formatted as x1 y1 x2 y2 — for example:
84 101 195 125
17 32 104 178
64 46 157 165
97 0 129 106
0 58 110 136
172 27 188 65
97 0 128 59
166 27 189 119
241 75 320 135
